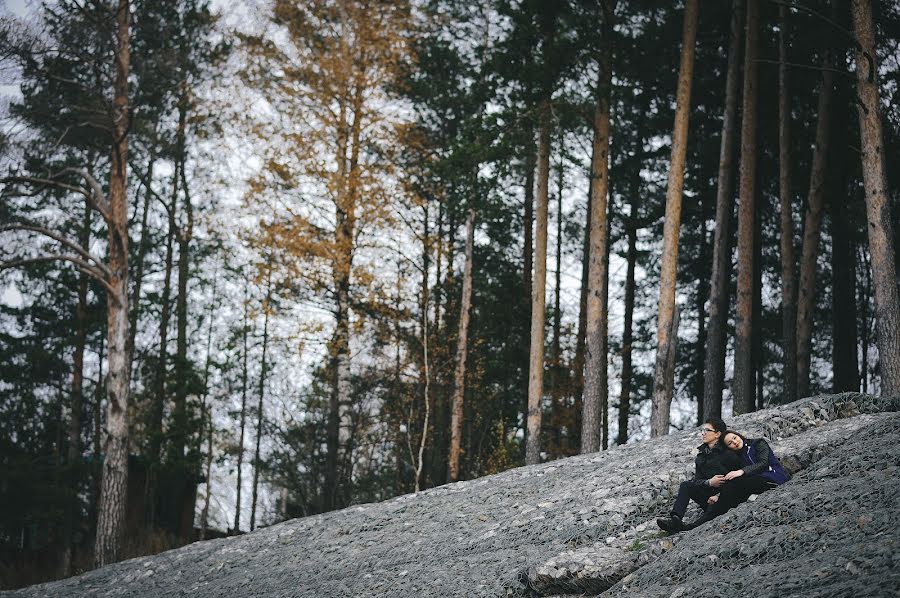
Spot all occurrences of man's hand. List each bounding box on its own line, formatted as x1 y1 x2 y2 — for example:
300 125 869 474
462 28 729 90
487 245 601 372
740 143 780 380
708 474 726 488
707 495 719 505
724 469 744 481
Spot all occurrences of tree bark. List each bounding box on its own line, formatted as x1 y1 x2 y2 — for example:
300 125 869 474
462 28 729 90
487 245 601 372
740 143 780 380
197 261 219 540
850 0 900 396
149 188 176 466
524 128 535 302
94 0 131 567
831 167 859 392
732 0 760 416
550 149 564 457
796 56 835 400
650 0 699 436
172 99 192 463
448 209 474 482
695 192 710 425
859 246 872 393
704 0 743 420
127 146 156 366
61 197 91 576
580 2 615 453
526 97 551 465
571 180 590 444
664 307 681 406
250 271 272 531
618 186 637 446
234 282 250 532
777 2 798 405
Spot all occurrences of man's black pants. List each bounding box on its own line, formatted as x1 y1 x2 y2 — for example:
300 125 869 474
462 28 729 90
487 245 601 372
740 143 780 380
671 481 716 518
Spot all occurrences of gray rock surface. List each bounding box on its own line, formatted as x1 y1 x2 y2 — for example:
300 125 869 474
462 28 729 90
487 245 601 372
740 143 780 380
5 393 898 598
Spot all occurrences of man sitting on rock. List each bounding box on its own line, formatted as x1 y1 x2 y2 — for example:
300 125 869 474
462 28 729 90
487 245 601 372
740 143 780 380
656 417 743 533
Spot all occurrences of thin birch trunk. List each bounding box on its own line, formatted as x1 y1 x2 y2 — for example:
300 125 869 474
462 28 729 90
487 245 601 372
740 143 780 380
197 261 219 540
703 0 743 420
650 0 699 436
448 210 475 482
732 0 760 416
415 306 431 493
94 0 131 566
850 0 900 396
250 272 272 531
234 282 249 532
172 99 192 462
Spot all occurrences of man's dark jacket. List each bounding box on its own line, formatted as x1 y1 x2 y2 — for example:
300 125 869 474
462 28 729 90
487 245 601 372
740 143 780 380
692 441 743 486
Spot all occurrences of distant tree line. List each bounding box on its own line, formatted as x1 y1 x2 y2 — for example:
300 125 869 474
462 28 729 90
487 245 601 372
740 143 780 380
1 0 899 588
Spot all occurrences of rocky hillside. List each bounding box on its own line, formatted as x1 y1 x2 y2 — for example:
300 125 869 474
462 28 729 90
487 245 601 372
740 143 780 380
6 393 899 598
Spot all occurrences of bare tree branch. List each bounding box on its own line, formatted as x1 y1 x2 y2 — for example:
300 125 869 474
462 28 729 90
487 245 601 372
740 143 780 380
0 222 113 279
0 255 119 300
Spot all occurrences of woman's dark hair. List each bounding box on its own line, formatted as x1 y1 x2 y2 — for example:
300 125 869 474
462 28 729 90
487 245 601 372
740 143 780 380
723 430 748 444
704 417 727 436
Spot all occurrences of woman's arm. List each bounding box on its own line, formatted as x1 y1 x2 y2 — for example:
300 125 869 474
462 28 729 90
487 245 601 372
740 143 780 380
741 439 771 476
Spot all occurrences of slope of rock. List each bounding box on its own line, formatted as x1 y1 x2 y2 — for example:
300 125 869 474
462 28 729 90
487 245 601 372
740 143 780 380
5 393 898 598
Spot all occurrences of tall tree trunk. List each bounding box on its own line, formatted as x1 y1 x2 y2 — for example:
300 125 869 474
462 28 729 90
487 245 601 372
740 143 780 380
831 170 859 392
415 278 431 492
325 84 358 510
859 246 872 393
448 210 475 482
127 146 156 365
250 272 272 531
777 2 798 405
600 216 611 450
664 307 681 406
850 0 900 396
732 0 760 416
89 332 105 538
94 0 131 566
580 2 616 453
172 99 192 463
197 261 219 540
752 199 764 411
695 192 709 425
234 282 250 532
525 97 551 465
796 58 835 400
618 187 638 445
571 180 590 443
524 129 535 302
650 0 699 436
704 0 743 420
550 150 564 457
61 197 91 576
149 190 176 465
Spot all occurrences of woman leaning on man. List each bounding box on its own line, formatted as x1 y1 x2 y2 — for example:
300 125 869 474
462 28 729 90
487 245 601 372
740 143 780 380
658 422 791 534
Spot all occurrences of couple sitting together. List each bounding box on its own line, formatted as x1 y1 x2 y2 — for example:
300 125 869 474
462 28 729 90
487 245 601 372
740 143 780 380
657 417 790 533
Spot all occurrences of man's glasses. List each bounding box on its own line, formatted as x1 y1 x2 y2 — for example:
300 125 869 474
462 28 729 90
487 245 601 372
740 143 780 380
700 428 716 434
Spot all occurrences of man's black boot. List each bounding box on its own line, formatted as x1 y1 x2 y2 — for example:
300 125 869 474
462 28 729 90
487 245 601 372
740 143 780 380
656 514 684 533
